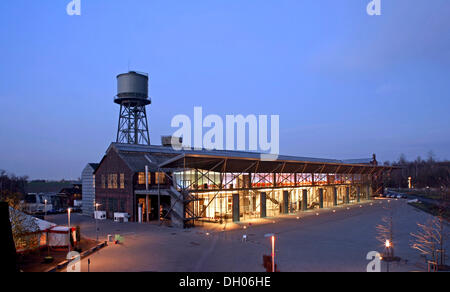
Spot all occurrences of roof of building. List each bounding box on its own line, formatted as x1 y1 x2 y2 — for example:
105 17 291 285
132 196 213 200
88 163 100 170
342 158 373 164
104 143 395 174
116 151 176 172
109 143 356 163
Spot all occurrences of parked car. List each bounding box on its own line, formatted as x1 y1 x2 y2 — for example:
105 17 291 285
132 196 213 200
23 193 53 214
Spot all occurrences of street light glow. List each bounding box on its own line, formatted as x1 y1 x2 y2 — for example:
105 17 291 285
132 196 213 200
385 239 391 248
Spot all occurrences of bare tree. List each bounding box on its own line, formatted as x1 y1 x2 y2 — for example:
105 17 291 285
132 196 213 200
376 211 395 259
411 182 448 271
411 218 443 271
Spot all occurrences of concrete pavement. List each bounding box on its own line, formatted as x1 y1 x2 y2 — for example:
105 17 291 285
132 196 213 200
47 199 449 272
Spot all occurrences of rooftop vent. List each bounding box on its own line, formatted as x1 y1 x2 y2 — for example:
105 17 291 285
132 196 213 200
161 136 183 148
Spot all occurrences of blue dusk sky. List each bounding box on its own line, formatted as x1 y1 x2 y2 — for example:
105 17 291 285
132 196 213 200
0 0 450 180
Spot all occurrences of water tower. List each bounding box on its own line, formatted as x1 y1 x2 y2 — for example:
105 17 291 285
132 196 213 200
115 71 151 145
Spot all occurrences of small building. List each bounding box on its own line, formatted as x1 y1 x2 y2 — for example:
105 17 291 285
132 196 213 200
81 163 99 217
92 142 395 228
58 184 82 209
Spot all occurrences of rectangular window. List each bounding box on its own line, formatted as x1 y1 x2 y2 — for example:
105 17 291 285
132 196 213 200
120 199 126 212
101 175 106 189
107 174 118 189
120 173 125 189
108 198 114 213
155 172 165 185
138 172 151 185
112 174 118 189
138 172 145 185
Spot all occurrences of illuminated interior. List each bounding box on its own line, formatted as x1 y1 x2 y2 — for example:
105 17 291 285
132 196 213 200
173 169 372 223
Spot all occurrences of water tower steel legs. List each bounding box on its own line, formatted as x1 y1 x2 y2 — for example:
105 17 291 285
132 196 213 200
116 103 150 145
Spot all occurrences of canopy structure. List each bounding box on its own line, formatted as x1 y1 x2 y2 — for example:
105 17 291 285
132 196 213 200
158 153 396 175
108 142 397 174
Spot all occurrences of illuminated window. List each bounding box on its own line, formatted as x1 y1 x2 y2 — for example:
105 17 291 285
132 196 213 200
138 172 151 185
112 174 118 188
120 173 125 189
108 174 118 189
138 172 145 185
101 175 106 189
155 172 165 184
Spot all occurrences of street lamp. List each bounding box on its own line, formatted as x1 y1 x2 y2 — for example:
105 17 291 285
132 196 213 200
265 233 276 272
385 239 391 272
68 208 72 253
95 203 101 242
44 199 47 220
385 239 391 248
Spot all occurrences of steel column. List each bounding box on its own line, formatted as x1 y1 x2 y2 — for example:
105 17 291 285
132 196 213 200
260 192 267 218
318 188 324 209
302 189 308 211
232 193 240 222
283 191 289 214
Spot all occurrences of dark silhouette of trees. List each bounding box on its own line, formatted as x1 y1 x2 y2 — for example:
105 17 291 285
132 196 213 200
0 170 28 204
383 153 450 189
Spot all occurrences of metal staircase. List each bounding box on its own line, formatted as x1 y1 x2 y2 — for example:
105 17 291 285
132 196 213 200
267 193 280 205
161 186 202 228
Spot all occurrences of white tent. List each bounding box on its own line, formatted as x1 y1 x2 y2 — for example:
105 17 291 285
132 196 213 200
47 226 76 248
9 207 75 251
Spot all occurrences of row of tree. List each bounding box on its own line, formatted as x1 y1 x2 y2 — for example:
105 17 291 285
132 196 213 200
382 152 450 189
0 171 39 255
0 170 28 200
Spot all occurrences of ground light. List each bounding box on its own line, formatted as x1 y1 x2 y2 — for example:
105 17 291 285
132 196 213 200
264 233 275 272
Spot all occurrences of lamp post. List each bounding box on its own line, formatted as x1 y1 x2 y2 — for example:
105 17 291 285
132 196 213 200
95 203 100 242
265 233 276 272
68 208 72 253
385 239 391 272
44 199 47 220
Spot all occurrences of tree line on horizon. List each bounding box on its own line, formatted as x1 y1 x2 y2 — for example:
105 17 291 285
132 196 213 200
382 151 450 189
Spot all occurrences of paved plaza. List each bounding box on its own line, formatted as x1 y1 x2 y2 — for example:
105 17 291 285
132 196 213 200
46 198 449 272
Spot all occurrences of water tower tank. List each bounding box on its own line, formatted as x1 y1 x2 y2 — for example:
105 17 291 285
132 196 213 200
114 71 152 145
115 71 151 105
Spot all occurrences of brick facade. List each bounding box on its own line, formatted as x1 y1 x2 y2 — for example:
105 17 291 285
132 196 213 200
94 148 173 222
95 149 135 220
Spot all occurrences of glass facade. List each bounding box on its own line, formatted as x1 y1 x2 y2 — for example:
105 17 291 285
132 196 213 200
173 169 372 223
